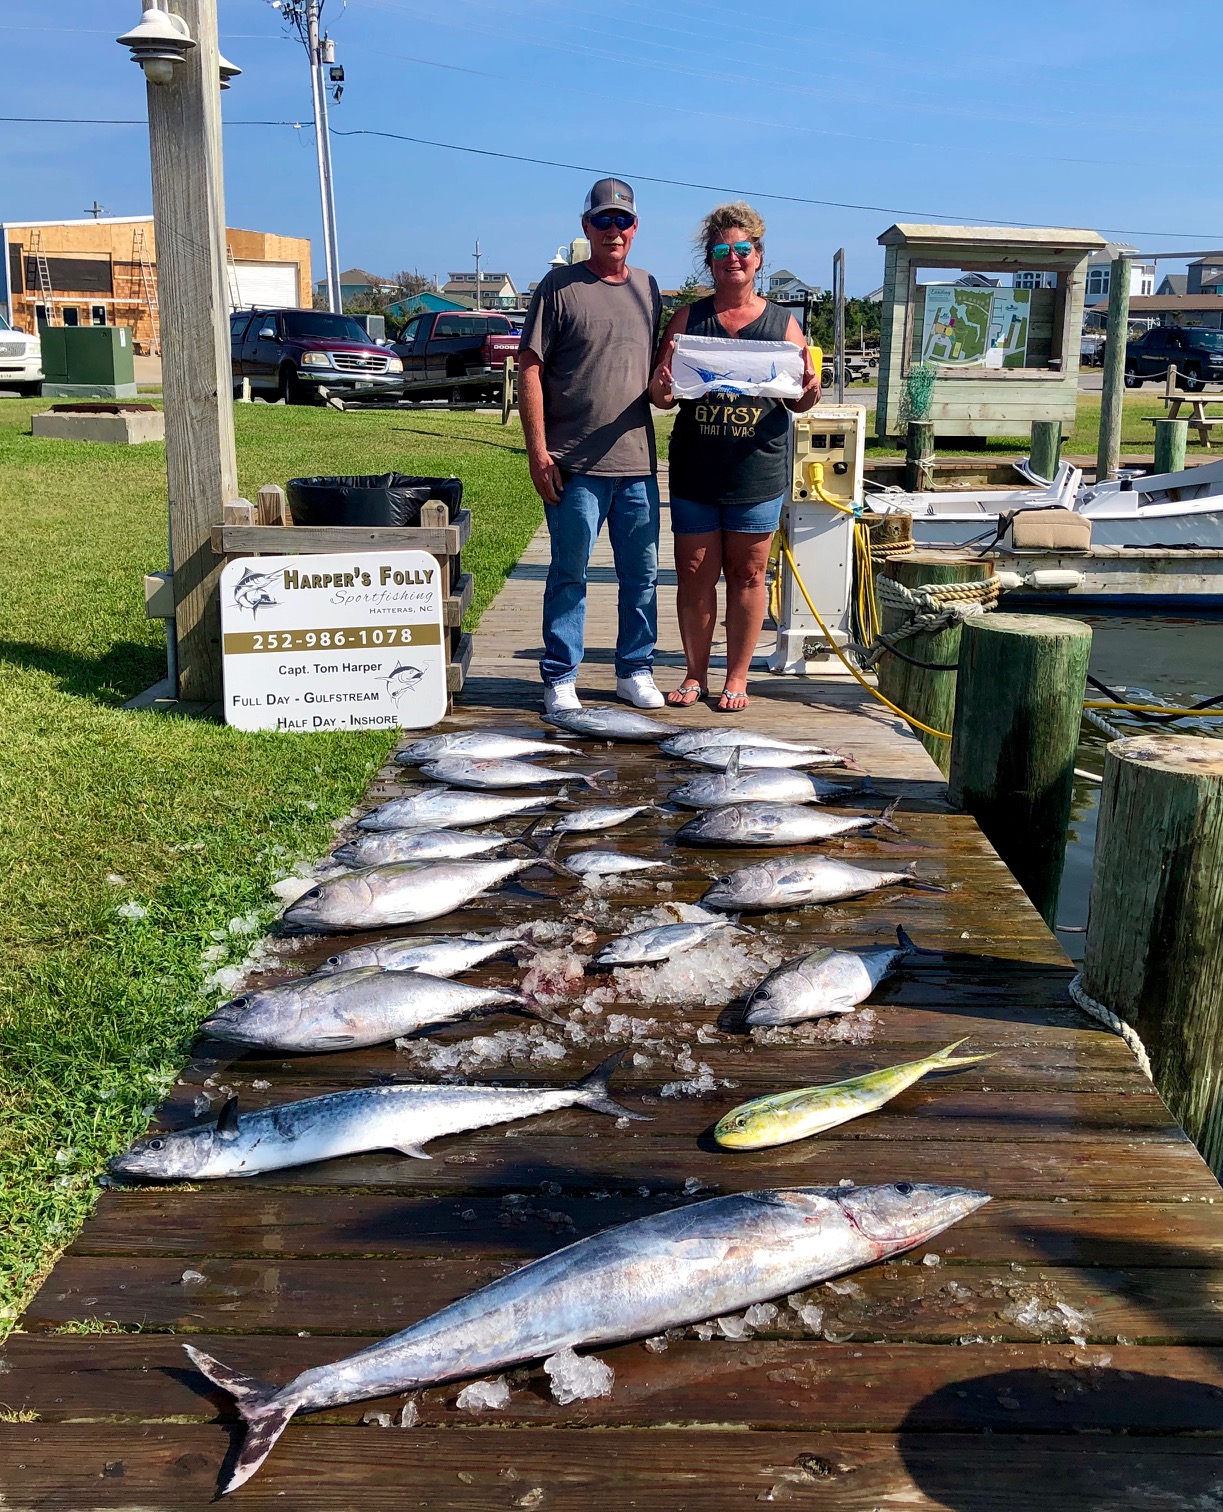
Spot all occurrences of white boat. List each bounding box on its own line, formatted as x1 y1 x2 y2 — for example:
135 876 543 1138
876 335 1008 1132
867 457 1223 550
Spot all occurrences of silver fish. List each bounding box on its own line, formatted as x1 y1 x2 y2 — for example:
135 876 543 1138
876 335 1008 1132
745 926 931 1025
187 1182 989 1493
564 850 672 879
282 857 546 932
542 706 679 742
677 799 900 847
333 829 515 867
311 934 524 979
702 856 944 912
357 790 552 832
200 966 536 1052
660 728 839 757
109 1051 642 1180
548 803 655 834
669 767 864 810
593 918 733 966
398 733 578 763
420 757 611 791
684 745 852 772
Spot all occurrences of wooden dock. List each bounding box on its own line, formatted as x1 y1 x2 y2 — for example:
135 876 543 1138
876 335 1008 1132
6 521 1223 1509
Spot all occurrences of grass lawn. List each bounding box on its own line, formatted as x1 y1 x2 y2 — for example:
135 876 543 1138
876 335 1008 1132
0 400 541 1331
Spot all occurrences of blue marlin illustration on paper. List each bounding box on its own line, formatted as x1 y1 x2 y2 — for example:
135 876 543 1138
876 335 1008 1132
687 360 779 396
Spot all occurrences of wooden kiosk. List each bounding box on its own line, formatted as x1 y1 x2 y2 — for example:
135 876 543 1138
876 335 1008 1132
875 223 1106 442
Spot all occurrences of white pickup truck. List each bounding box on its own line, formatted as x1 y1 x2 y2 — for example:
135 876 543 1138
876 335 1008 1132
0 313 42 394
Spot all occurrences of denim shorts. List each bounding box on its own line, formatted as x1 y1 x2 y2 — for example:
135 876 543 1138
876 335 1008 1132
669 491 785 536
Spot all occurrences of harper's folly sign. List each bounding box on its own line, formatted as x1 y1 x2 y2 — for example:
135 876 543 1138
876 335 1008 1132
219 550 448 732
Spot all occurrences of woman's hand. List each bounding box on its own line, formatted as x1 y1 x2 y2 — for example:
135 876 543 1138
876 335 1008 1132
649 360 676 410
787 346 822 413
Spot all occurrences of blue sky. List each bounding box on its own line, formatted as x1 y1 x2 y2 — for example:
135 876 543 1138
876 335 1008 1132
3 0 1221 296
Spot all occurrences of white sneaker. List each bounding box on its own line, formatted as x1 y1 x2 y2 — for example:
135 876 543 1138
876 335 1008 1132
616 672 665 709
544 681 582 714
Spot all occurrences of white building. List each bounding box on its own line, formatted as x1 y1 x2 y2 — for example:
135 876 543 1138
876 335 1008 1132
1084 243 1155 305
766 268 820 303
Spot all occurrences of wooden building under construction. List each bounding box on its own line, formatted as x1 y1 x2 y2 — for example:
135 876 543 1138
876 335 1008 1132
0 216 312 355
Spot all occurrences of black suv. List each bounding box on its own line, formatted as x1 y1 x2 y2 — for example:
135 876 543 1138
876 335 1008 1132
1124 326 1223 391
230 308 403 404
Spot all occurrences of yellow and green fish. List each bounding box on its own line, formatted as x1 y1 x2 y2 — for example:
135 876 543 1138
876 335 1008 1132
714 1039 993 1150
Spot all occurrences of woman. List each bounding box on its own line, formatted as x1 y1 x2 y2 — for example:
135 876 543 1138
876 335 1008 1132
649 203 820 712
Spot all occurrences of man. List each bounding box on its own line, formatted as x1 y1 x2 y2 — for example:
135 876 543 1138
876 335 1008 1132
518 178 664 713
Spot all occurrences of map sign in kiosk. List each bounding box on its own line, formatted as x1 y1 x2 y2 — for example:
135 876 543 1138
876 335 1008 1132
220 550 448 732
875 223 1106 441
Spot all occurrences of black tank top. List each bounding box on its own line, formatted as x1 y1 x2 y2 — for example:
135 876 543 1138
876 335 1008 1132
668 297 793 507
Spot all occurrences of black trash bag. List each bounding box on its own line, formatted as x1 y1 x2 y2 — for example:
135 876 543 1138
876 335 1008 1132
285 474 462 528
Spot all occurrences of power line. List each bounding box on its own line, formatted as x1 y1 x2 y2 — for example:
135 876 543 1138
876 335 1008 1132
0 116 311 127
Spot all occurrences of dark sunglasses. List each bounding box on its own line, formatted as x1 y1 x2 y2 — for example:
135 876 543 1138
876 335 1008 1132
588 212 636 231
711 240 755 261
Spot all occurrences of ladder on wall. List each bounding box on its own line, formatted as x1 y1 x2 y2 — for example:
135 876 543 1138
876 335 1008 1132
28 230 56 324
225 243 242 312
132 226 160 355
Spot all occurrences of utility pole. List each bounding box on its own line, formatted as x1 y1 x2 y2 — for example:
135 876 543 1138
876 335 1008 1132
1097 253 1132 483
305 0 342 312
473 238 482 311
123 0 238 703
832 248 846 403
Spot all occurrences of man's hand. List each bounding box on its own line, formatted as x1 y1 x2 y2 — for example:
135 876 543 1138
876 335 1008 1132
529 450 564 505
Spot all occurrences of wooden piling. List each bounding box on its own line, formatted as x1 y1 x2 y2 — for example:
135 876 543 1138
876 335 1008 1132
948 612 1091 925
1153 418 1188 475
1096 254 1133 483
1082 735 1223 1168
1029 420 1063 482
874 553 994 776
904 420 935 491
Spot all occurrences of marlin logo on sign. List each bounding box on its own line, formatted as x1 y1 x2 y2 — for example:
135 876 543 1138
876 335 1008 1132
230 566 282 618
688 360 779 397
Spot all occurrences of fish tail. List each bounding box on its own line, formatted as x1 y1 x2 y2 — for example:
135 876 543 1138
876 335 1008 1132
877 798 902 834
929 1037 995 1069
531 829 572 879
552 786 577 807
896 924 939 956
582 767 617 790
575 1048 651 1121
510 817 550 851
183 1345 303 1494
902 862 948 894
519 999 569 1027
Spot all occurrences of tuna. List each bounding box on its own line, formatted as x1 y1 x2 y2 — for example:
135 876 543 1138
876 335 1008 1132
420 757 610 791
541 706 679 742
563 850 672 879
333 829 515 867
714 1041 991 1149
357 790 552 832
702 856 945 912
109 1051 642 1180
185 1182 989 1492
745 927 933 1025
592 918 733 967
668 765 867 811
659 728 840 757
683 745 854 772
677 799 900 847
281 858 548 932
547 803 655 835
311 934 524 979
200 966 541 1052
398 733 578 763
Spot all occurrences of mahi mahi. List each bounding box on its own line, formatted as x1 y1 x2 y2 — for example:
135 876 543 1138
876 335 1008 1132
200 966 541 1052
714 1041 992 1148
398 733 578 763
745 926 931 1025
702 856 945 912
109 1051 642 1179
420 757 610 791
282 857 548 932
357 790 553 833
311 933 524 979
677 799 900 847
185 1181 989 1493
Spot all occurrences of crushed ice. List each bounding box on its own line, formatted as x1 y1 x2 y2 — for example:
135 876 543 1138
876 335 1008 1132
543 1346 614 1404
456 1376 511 1413
751 1007 878 1047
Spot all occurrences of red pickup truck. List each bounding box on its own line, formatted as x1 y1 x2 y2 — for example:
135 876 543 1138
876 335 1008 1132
390 311 519 401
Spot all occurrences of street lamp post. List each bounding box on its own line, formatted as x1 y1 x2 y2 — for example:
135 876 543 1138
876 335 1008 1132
305 0 342 313
118 0 238 704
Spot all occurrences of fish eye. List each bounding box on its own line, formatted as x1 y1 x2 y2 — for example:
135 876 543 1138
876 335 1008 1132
734 1116 749 1128
149 1139 163 1150
229 996 248 1009
894 1182 913 1195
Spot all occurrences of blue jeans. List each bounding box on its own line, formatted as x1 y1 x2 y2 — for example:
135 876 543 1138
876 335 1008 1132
540 473 660 686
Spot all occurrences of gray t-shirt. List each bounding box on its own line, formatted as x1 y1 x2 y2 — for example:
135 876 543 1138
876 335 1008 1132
519 263 661 477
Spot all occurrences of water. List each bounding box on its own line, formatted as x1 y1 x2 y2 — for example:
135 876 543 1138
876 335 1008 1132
1056 613 1222 963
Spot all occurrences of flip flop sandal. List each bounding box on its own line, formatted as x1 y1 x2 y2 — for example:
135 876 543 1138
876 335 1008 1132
718 689 750 712
666 681 707 708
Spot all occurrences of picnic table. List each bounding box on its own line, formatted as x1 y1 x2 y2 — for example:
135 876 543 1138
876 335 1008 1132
1146 366 1223 449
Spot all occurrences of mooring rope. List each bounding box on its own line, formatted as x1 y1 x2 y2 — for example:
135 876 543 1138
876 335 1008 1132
1082 707 1125 741
1068 974 1153 1081
859 574 1001 670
